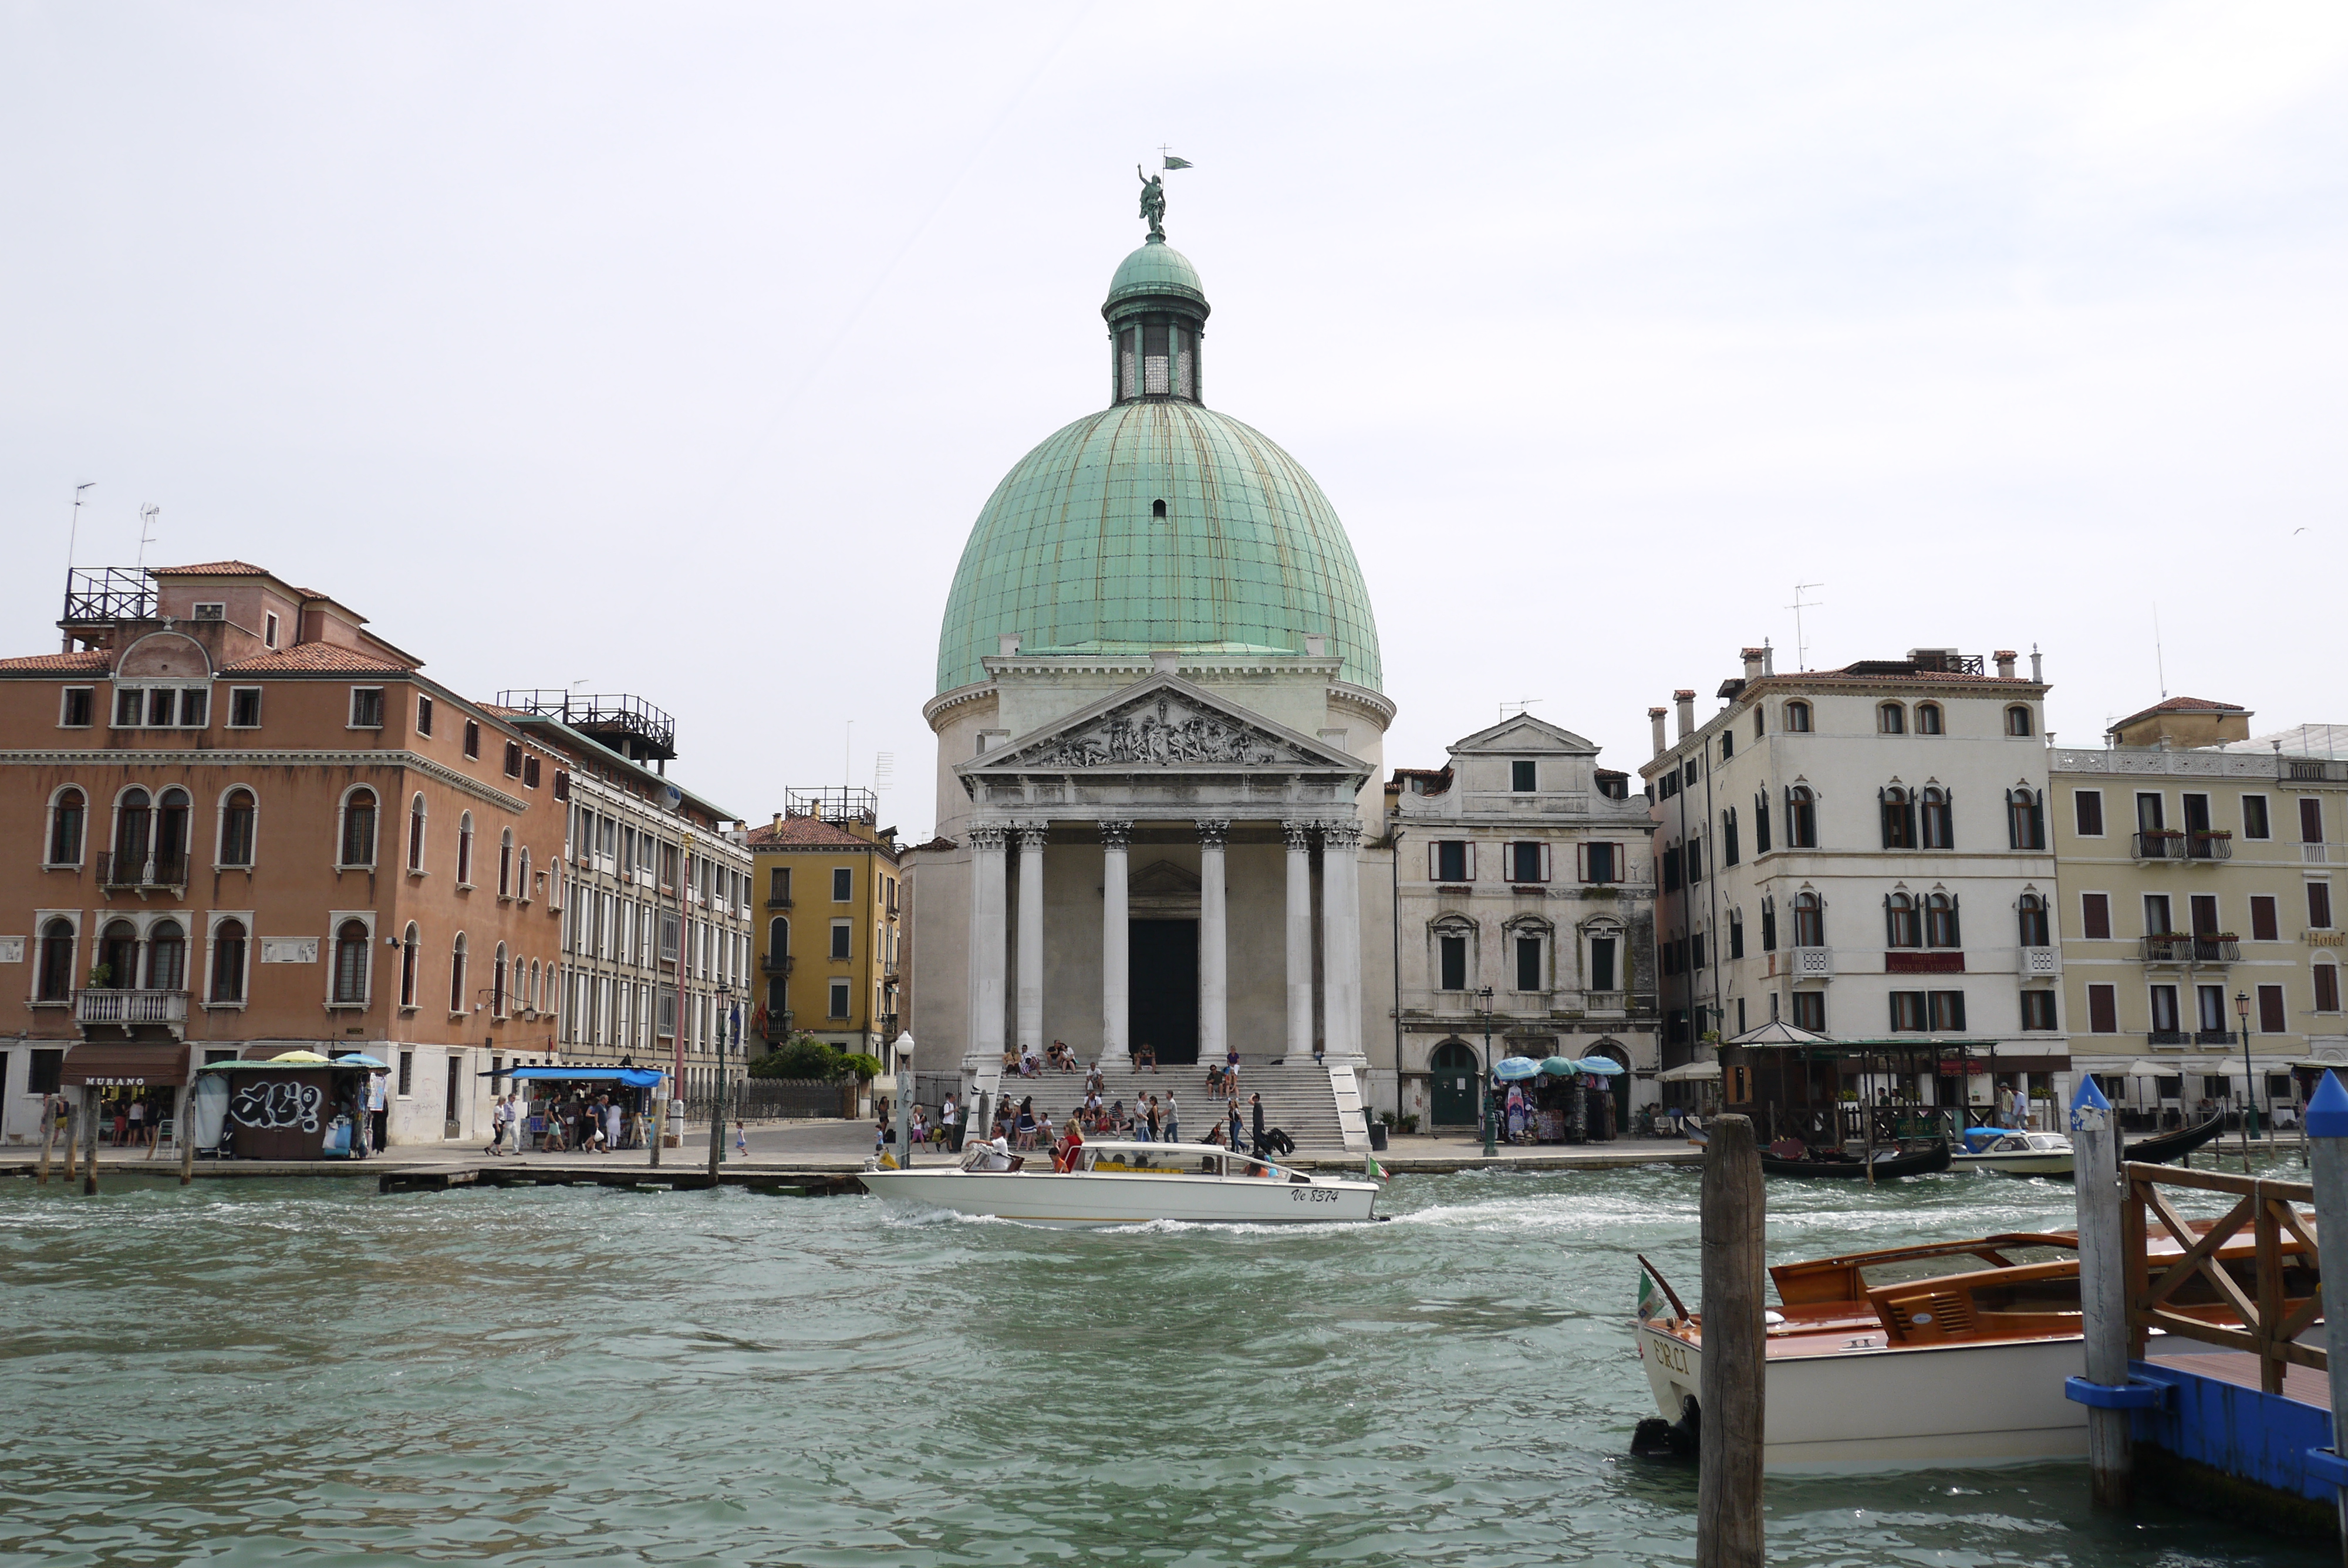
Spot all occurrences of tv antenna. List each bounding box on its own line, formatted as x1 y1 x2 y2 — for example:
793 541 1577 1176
1500 697 1544 721
135 503 160 569
872 751 895 793
60 483 95 653
2152 604 2168 699
1787 583 1826 671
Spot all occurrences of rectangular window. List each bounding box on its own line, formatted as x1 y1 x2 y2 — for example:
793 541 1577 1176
1661 846 1681 892
1690 932 1706 970
2144 894 2173 936
464 720 480 760
180 688 208 726
114 686 144 726
2302 798 2327 844
1582 842 1618 884
2311 883 2334 930
2319 966 2342 1013
416 694 433 736
264 612 279 647
2190 894 2219 937
504 741 522 778
2081 893 2111 941
2137 793 2165 833
2020 991 2057 1031
228 687 261 727
522 756 539 789
830 921 851 960
1722 812 1738 867
2260 984 2288 1033
1728 918 1744 959
398 1050 414 1097
1685 839 1703 883
1514 937 1541 991
2243 796 2271 840
2251 895 2279 942
1928 990 1967 1032
1760 901 1777 951
1588 937 1615 992
2087 984 2118 1033
60 687 93 727
832 867 853 902
2074 790 2104 837
829 979 851 1019
770 866 791 903
1790 992 1825 1031
28 1047 65 1094
349 687 384 728
660 914 679 962
1888 991 1927 1032
148 688 179 726
1439 934 1467 991
1435 841 1470 883
2149 985 2181 1035
1510 759 1537 792
1508 842 1546 881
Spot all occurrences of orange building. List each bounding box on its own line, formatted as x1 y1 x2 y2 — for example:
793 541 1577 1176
0 562 564 1147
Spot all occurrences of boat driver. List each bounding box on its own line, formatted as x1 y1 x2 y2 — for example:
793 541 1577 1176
974 1136 1016 1172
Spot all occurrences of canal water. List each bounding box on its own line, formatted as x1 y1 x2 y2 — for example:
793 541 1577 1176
1 1163 2327 1567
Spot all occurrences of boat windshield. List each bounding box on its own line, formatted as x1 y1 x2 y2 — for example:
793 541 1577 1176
1084 1144 1229 1177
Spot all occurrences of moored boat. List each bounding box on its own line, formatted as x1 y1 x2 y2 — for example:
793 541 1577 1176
1754 1138 1950 1180
2123 1111 2226 1166
1949 1128 2074 1177
860 1139 1381 1227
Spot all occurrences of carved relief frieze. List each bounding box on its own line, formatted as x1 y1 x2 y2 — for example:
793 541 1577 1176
1000 691 1312 771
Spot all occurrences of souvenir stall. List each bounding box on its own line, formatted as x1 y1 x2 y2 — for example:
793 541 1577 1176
486 1065 668 1151
195 1051 386 1160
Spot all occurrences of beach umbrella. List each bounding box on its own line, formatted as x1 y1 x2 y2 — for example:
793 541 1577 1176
1495 1056 1540 1081
1536 1057 1581 1077
1573 1057 1626 1077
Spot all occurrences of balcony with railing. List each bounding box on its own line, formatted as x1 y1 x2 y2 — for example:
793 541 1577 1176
74 989 190 1034
2133 831 2187 861
2194 937 2241 964
96 850 190 890
760 953 794 975
2187 831 2234 861
2020 945 2061 975
1789 946 1833 978
2148 1028 2242 1048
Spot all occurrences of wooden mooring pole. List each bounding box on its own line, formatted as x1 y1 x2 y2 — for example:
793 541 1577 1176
2303 1070 2348 1562
1697 1112 1763 1568
38 1093 56 1185
2069 1077 2132 1507
81 1085 99 1195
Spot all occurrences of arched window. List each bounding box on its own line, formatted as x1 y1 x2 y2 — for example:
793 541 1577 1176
1920 786 1954 849
1880 786 1915 849
528 959 541 1014
2005 704 2033 737
407 793 427 873
219 788 257 867
156 788 190 882
332 919 371 1003
1792 891 1824 948
1925 893 1961 948
498 828 514 897
113 788 152 884
1785 701 1811 733
36 917 76 1001
1878 702 1905 735
1759 895 1777 951
2007 788 2045 850
340 788 378 867
48 788 86 865
1885 893 1919 948
492 942 509 1016
2018 893 2050 947
1916 703 1944 735
147 919 187 991
399 921 420 1008
1786 786 1818 849
211 918 248 1003
448 932 468 1013
456 812 474 885
518 847 532 901
99 919 137 988
769 916 790 959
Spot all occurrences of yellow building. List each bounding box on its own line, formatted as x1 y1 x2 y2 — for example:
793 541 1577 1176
2053 698 2348 1124
747 795 904 1055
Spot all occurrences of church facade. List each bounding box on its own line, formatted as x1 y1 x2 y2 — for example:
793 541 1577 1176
909 211 1398 1117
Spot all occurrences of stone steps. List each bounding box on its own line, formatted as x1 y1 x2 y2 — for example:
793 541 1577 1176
974 1062 1350 1150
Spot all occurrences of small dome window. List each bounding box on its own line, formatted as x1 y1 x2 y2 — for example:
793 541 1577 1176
1152 498 1168 520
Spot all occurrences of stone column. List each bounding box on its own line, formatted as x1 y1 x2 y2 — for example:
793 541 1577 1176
1015 820 1047 1059
1196 820 1230 1066
1099 820 1133 1061
1283 819 1315 1060
969 823 1008 1064
1321 817 1364 1060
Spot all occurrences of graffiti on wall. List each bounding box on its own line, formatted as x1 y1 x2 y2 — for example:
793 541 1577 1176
230 1080 322 1133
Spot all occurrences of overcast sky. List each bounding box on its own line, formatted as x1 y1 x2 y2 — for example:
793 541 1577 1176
6 3 2344 832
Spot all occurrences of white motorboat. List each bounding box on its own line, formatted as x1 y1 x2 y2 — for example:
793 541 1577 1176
861 1139 1381 1227
1948 1128 2075 1177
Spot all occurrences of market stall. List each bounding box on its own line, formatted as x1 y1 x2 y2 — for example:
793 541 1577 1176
484 1065 668 1151
197 1051 384 1160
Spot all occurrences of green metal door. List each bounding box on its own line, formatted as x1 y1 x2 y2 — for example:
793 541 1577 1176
1431 1041 1480 1128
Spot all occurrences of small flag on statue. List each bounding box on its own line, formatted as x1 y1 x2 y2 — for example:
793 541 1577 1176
1162 154 1194 170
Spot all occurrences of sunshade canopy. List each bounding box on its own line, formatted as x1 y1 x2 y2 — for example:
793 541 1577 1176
1536 1057 1580 1078
1657 1060 1720 1083
483 1066 666 1088
1494 1056 1540 1081
1573 1057 1625 1077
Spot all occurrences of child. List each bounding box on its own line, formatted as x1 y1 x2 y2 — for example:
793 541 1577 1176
734 1119 748 1158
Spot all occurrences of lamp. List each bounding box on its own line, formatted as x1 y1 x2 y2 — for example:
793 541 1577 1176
2235 989 2258 1173
1477 985 1497 1158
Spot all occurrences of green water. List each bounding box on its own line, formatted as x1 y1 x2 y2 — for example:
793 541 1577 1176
0 1164 2326 1567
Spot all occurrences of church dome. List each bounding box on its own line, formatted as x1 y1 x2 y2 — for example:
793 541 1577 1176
935 233 1382 695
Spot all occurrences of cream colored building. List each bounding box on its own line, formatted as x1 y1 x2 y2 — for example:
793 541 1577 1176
2053 698 2348 1121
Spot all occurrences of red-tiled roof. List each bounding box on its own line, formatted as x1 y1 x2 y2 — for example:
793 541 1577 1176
747 816 882 850
905 836 958 854
2111 695 2247 730
149 560 274 577
219 644 415 674
0 650 113 673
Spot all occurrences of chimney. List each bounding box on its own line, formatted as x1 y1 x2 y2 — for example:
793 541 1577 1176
998 633 1022 657
1740 647 1767 682
1674 689 1696 739
771 813 782 829
2030 644 2043 683
1762 640 1775 677
1648 706 1669 757
1994 649 2017 679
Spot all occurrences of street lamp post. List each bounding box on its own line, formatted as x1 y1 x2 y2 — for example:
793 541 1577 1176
1477 985 1497 1158
2236 990 2258 1174
707 982 731 1178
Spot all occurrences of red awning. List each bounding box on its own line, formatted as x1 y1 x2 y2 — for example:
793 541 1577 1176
60 1042 191 1088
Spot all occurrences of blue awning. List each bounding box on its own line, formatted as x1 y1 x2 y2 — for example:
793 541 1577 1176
481 1066 666 1088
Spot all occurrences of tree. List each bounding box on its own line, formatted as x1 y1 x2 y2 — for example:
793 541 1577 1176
748 1033 844 1080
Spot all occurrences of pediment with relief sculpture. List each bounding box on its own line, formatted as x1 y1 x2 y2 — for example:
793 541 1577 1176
962 674 1364 776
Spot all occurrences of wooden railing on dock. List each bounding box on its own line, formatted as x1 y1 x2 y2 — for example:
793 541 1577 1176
2123 1160 2323 1394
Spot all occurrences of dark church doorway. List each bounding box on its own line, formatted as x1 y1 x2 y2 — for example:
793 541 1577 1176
1128 919 1199 1064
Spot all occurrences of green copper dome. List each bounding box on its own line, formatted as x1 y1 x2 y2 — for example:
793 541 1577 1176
935 238 1382 695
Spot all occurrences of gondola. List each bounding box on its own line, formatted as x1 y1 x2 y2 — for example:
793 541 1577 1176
2119 1112 2227 1167
1755 1139 1951 1180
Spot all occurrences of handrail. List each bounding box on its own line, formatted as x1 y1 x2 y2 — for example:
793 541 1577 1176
2121 1160 2322 1394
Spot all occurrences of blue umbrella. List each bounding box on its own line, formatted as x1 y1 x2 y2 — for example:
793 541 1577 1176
1573 1056 1625 1077
1495 1056 1540 1081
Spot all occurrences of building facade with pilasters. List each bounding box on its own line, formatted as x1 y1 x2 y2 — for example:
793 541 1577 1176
908 211 1401 1116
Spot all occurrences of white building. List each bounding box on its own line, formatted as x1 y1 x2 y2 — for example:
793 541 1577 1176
1639 646 2063 1113
1388 714 1659 1130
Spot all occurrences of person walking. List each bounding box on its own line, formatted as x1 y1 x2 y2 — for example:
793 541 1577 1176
942 1093 962 1153
1228 1096 1244 1150
1162 1091 1180 1144
1250 1092 1267 1157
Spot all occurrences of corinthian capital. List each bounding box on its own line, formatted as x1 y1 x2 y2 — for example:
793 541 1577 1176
1281 819 1314 853
1195 818 1232 849
967 822 1009 852
1320 819 1364 850
1098 819 1135 850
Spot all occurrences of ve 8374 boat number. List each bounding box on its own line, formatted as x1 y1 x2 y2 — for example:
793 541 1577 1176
1293 1187 1342 1203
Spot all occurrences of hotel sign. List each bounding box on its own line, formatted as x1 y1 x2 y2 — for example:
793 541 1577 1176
2308 931 2347 948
